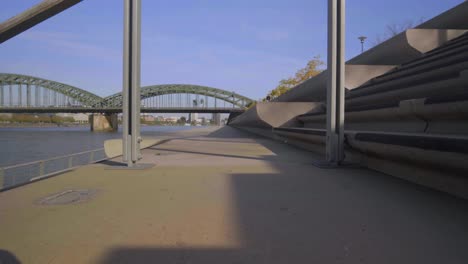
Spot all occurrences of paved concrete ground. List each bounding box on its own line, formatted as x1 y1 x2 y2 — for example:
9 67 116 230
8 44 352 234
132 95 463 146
1 126 468 264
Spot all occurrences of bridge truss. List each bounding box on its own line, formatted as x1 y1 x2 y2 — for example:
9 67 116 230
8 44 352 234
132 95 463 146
0 73 102 107
99 84 253 109
0 73 254 112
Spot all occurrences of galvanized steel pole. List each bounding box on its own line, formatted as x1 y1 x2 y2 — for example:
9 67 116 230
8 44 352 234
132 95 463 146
326 0 345 165
123 0 142 167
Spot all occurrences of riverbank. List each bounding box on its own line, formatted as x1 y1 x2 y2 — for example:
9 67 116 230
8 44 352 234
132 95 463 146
0 123 89 128
0 123 215 128
1 126 468 263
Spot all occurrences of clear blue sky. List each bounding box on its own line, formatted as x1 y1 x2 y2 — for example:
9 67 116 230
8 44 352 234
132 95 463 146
0 0 464 100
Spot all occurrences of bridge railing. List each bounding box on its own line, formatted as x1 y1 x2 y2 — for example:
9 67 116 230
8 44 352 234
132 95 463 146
0 148 107 191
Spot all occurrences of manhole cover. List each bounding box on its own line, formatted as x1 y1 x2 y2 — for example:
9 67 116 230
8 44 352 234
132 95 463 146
154 151 178 156
36 189 99 205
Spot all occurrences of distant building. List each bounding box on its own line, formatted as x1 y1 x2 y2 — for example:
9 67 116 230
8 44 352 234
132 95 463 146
165 117 178 123
73 113 89 124
57 113 89 124
189 113 198 123
142 114 155 122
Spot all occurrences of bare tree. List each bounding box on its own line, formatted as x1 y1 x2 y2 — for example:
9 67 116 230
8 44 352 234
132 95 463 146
372 18 425 46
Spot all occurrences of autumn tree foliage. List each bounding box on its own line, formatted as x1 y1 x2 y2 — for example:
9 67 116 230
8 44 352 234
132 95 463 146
264 56 324 101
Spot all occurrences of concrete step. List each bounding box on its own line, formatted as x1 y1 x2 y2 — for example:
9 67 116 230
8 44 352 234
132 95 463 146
297 97 468 135
271 126 468 198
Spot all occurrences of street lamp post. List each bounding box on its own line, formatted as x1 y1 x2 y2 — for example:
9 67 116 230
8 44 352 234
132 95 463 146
358 36 367 53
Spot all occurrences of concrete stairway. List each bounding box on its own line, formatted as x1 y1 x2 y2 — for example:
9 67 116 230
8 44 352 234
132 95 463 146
230 2 468 199
271 32 468 199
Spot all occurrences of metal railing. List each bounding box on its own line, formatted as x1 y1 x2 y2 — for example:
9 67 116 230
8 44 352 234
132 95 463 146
0 148 107 191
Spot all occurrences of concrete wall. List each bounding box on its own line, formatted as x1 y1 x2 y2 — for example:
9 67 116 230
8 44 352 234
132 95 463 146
275 29 465 104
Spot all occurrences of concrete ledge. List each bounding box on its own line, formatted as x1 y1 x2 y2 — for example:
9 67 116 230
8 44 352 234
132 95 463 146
298 99 468 134
266 126 468 199
275 65 395 103
229 102 320 128
417 1 468 30
231 126 276 139
347 133 468 172
365 155 468 200
348 29 467 65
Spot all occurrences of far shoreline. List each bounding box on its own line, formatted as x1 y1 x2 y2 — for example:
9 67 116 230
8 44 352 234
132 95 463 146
0 123 88 128
0 123 217 129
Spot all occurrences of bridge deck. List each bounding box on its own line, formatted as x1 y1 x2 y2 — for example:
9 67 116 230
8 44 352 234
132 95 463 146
0 107 244 114
0 126 467 263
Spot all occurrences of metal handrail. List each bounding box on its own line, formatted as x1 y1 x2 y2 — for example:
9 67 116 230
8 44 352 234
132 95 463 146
1 148 103 170
0 148 107 191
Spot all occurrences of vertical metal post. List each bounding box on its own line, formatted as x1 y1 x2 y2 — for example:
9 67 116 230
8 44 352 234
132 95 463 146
39 161 45 176
89 150 95 163
326 0 345 165
68 156 73 168
123 0 141 167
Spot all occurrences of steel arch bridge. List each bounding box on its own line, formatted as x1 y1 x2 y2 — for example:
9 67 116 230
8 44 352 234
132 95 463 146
0 73 254 113
99 84 253 108
0 73 103 107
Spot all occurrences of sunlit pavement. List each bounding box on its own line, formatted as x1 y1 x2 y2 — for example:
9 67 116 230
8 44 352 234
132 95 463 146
1 126 468 264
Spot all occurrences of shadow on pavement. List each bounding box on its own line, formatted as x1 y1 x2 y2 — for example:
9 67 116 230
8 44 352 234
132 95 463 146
98 126 468 263
0 249 21 264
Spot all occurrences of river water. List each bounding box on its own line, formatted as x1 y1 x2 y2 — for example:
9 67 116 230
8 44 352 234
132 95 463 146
0 126 196 167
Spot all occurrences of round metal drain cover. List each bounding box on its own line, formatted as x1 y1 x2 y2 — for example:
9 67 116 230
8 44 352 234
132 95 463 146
36 189 99 205
154 151 178 156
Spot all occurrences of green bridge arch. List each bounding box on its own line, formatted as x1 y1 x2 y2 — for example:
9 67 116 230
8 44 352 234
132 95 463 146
0 73 254 109
0 73 103 107
99 84 254 108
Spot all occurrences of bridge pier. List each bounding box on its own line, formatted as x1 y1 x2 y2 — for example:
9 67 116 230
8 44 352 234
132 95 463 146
9 83 12 107
212 113 221 126
89 113 118 132
0 83 3 106
26 84 31 107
